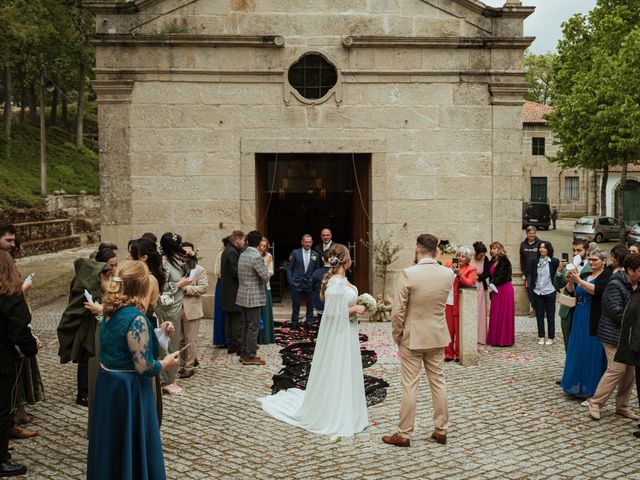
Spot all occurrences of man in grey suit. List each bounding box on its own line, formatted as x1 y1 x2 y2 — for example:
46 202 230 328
236 230 271 365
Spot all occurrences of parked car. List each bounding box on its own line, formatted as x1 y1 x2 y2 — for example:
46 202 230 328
627 223 640 246
573 216 628 243
522 202 551 230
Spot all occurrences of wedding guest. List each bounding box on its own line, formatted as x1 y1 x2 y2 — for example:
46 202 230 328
157 232 190 396
589 245 626 338
311 257 331 323
212 237 229 347
613 255 640 437
86 261 178 480
529 241 559 345
236 231 270 365
630 243 640 255
58 255 114 406
95 246 118 267
554 238 591 351
4 234 43 439
444 246 477 361
588 253 640 421
520 226 541 312
0 223 17 253
257 237 275 345
0 250 38 477
287 234 321 328
560 248 607 398
221 231 245 355
314 228 334 261
179 242 209 378
486 242 515 347
126 237 173 424
473 242 491 345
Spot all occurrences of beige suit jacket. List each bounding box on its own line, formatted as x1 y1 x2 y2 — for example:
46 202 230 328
391 258 454 350
183 268 209 320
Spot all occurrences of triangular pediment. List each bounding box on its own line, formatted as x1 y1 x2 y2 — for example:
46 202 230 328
88 0 533 39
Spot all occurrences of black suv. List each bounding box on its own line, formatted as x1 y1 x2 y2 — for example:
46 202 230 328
522 202 551 230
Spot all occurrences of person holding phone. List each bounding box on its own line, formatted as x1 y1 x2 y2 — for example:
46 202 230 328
444 246 477 361
529 241 559 345
87 260 178 480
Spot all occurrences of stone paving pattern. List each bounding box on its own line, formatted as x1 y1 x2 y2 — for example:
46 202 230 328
11 247 640 479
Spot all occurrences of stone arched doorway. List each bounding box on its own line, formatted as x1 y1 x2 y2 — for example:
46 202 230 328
614 179 640 226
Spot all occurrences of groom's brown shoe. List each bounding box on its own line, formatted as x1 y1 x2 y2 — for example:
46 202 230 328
382 433 410 447
430 431 447 445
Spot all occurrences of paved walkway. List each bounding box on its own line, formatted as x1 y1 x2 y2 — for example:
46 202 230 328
10 248 640 479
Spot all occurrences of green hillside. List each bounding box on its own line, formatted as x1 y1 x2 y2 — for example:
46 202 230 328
0 119 99 209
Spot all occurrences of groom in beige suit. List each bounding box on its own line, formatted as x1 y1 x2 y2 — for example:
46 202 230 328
383 233 454 447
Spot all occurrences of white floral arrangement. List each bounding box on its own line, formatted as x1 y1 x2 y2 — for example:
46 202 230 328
350 293 378 322
438 242 459 254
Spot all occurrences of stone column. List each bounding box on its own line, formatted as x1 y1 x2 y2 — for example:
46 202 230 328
459 287 478 367
92 79 135 248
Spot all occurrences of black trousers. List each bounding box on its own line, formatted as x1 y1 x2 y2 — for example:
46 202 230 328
240 306 262 358
77 360 88 399
0 365 18 463
224 311 243 352
532 291 556 339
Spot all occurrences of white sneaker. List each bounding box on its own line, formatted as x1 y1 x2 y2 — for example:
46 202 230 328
545 339 554 345
538 337 545 345
162 383 183 395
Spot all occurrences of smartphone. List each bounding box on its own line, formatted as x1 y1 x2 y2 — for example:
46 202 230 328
452 258 459 268
562 253 569 261
174 343 191 356
26 272 35 281
83 289 93 303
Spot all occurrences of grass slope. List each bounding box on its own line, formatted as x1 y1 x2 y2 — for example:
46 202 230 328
0 119 99 209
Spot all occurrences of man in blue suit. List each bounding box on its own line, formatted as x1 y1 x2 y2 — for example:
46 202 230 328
287 234 321 328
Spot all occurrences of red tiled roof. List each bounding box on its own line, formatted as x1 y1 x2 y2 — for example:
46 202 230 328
522 101 553 125
605 164 640 172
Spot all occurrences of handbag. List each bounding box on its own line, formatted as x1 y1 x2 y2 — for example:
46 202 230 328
559 293 576 308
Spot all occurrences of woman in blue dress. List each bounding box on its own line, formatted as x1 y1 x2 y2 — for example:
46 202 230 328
213 237 229 346
87 261 178 480
561 249 608 398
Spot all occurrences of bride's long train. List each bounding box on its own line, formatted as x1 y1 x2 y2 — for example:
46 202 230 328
270 322 389 406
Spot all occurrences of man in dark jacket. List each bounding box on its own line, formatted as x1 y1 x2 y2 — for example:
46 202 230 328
0 252 38 477
520 226 541 313
588 253 640 421
220 230 245 354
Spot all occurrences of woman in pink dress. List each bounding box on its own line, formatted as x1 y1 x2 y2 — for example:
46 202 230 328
473 241 491 345
486 241 515 347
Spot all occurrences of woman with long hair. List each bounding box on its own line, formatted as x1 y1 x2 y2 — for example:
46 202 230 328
258 237 275 345
486 242 515 347
156 232 190 395
530 241 559 345
86 261 178 480
260 243 368 438
0 250 38 477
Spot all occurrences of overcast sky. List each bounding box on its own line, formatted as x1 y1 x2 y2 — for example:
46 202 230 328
483 0 598 54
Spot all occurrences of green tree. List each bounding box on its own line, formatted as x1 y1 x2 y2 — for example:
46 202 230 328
524 52 555 105
548 0 640 235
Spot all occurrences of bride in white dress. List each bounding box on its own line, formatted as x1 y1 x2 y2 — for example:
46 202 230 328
260 244 369 437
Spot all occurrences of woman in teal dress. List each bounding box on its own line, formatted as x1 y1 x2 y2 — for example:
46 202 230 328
258 237 275 344
87 261 178 480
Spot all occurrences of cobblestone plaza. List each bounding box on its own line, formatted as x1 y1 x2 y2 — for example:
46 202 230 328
14 289 640 479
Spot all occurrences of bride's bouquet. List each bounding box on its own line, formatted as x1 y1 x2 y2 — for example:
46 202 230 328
350 293 378 322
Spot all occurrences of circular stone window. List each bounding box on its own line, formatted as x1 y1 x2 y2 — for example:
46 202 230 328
287 54 338 100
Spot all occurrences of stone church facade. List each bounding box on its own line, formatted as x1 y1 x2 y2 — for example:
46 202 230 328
87 0 533 309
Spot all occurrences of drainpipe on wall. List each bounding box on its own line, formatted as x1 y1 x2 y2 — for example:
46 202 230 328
558 170 563 212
